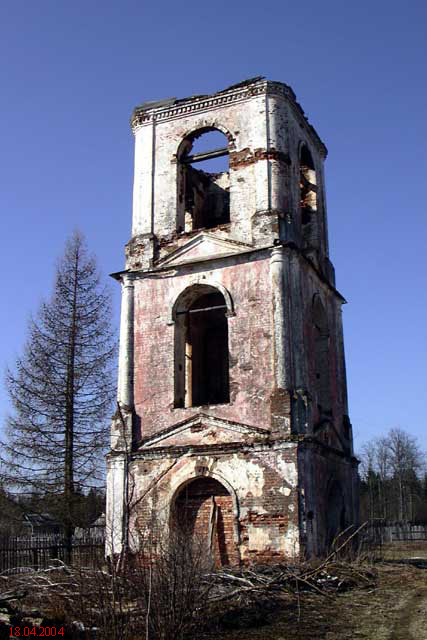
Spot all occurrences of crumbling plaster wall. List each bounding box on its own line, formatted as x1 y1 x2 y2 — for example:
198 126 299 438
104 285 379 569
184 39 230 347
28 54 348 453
298 445 359 556
128 443 300 564
107 79 358 564
105 454 127 555
284 105 328 257
297 259 351 452
131 242 349 447
265 243 348 444
131 95 265 245
298 259 349 443
129 84 328 270
133 253 275 440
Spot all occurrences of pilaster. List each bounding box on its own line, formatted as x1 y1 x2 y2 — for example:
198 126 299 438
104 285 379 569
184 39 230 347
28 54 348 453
105 454 127 556
270 245 292 434
118 273 135 408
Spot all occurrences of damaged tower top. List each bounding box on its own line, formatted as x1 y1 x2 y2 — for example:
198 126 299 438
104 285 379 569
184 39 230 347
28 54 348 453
125 76 332 277
107 77 359 564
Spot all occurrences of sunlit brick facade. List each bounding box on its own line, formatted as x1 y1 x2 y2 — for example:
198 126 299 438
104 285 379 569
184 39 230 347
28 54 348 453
106 77 359 563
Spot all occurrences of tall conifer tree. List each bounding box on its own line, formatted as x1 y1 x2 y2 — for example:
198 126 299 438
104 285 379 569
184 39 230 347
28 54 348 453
1 232 116 544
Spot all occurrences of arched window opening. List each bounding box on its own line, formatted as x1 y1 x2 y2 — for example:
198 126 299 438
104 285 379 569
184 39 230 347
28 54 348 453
174 477 235 566
299 145 318 245
174 287 230 408
313 296 331 414
178 129 230 233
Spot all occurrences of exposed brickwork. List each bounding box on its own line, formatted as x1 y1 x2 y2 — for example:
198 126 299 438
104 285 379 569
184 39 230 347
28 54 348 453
175 478 238 566
132 256 274 439
229 147 291 169
106 78 359 565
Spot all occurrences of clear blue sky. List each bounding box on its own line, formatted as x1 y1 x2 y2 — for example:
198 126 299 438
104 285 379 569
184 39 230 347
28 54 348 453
1 1 426 453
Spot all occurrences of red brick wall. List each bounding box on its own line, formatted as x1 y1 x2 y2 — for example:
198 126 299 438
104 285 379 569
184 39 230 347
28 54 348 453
133 256 274 440
174 477 238 566
129 446 300 566
300 259 345 437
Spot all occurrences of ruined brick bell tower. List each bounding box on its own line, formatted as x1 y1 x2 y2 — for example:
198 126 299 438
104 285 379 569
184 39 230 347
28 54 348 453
106 77 359 563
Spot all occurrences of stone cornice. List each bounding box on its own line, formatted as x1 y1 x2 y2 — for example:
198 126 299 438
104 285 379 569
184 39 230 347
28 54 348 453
127 438 297 461
299 436 359 464
107 433 358 463
131 78 327 157
110 242 345 302
136 412 271 449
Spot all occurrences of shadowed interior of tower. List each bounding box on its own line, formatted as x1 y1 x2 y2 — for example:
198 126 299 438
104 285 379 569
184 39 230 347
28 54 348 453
178 129 230 232
300 144 318 247
174 290 230 408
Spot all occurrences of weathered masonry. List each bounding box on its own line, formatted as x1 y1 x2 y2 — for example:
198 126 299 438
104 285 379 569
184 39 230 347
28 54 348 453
106 77 359 564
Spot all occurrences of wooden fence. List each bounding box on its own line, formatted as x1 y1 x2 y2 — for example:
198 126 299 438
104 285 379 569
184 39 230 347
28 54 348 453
0 532 105 573
365 523 427 545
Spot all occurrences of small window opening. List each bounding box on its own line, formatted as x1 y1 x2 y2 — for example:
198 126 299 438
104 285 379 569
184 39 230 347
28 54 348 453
178 129 230 233
313 295 331 414
300 145 318 245
174 288 230 407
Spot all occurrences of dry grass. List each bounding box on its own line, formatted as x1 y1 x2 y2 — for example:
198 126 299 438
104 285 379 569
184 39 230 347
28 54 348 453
2 540 427 640
379 540 427 561
200 541 427 640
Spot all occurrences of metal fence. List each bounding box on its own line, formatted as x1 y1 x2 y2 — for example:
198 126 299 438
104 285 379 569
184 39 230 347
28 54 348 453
0 532 105 573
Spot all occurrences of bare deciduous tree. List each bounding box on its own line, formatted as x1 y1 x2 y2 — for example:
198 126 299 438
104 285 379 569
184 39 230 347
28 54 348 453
0 232 116 547
359 427 426 523
387 428 424 521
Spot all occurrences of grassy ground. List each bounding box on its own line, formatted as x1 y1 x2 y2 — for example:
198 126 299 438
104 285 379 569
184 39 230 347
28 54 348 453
4 541 427 639
200 542 427 640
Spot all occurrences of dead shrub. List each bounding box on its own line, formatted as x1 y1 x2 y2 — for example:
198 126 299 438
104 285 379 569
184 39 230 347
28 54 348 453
0 526 215 640
131 526 215 640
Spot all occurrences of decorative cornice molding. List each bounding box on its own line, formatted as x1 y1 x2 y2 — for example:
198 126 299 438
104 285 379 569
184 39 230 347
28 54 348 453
127 438 297 461
155 231 252 269
136 413 270 449
131 80 267 129
131 78 327 156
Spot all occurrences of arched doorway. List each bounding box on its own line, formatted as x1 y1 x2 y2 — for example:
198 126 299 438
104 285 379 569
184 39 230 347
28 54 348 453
173 477 237 566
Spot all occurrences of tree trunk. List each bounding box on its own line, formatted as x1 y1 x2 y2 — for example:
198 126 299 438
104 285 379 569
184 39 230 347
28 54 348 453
64 250 79 561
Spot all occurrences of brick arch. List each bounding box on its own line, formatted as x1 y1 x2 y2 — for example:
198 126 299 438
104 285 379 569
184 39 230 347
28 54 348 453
175 125 233 233
171 476 240 567
168 281 234 325
176 124 235 159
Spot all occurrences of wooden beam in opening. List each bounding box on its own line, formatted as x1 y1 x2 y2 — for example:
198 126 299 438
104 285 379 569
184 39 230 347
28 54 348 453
181 147 228 165
176 304 227 316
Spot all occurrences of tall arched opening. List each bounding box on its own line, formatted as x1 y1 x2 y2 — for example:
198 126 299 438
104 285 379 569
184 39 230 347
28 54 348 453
177 127 230 233
173 477 237 566
299 143 318 247
174 285 230 408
